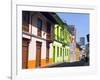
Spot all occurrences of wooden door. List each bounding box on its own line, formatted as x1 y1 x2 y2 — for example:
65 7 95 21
53 46 55 62
46 42 49 63
36 41 42 67
22 38 29 69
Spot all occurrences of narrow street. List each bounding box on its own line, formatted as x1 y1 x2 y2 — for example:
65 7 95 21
43 61 89 68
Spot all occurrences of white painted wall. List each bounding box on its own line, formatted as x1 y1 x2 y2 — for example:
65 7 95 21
27 12 54 60
31 12 54 39
22 34 31 39
49 43 53 59
28 37 47 60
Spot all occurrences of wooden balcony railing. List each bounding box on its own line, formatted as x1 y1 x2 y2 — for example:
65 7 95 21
37 29 42 37
46 33 53 42
22 25 29 32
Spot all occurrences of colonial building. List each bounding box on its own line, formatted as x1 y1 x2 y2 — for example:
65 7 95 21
22 11 72 69
69 25 76 62
52 24 71 63
22 11 57 69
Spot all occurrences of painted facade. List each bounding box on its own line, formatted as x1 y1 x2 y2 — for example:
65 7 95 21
75 43 82 61
22 11 80 69
52 24 71 63
22 11 57 69
69 25 76 62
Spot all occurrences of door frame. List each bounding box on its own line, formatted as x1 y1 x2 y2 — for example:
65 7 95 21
36 41 42 67
22 38 30 69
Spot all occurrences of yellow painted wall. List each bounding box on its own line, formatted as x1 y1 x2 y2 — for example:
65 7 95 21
76 48 80 61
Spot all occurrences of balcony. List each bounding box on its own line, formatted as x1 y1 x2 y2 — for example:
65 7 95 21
22 11 29 32
46 33 53 42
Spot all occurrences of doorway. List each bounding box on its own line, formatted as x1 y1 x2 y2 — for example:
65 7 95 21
46 42 50 63
22 38 29 69
36 41 42 67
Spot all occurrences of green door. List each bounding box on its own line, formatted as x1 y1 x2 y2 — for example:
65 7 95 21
53 46 55 62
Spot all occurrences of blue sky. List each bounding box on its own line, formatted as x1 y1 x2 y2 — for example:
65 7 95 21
57 12 89 44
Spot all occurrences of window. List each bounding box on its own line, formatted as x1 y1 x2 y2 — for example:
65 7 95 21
53 46 55 62
62 28 64 41
22 11 29 32
65 48 67 56
60 29 62 41
37 18 42 36
64 48 65 56
46 21 52 40
47 21 51 33
37 18 42 29
60 47 62 56
57 26 59 40
57 47 59 57
67 49 69 56
63 48 64 56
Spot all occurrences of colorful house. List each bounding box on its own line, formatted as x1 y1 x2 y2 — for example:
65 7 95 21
75 43 82 61
69 25 76 62
52 14 71 63
52 24 71 63
22 11 58 69
22 11 73 69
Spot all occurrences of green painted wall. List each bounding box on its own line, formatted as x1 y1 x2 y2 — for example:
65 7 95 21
52 24 71 63
52 41 70 63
